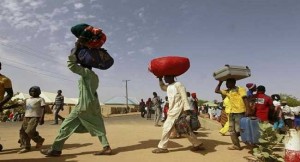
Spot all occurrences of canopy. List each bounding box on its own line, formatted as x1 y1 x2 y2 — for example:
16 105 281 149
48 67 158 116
203 101 218 107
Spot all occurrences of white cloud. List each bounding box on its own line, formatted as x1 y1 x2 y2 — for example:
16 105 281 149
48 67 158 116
126 36 135 42
75 14 96 20
91 4 103 10
140 46 154 55
134 7 146 23
45 7 69 19
127 51 135 55
74 3 84 9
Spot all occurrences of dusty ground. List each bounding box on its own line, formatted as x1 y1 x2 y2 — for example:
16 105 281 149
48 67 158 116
0 113 285 162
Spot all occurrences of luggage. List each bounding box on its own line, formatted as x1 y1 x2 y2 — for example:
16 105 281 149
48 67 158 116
240 117 260 144
75 48 114 70
71 23 106 48
148 56 190 77
213 64 251 81
175 114 192 135
190 113 201 131
219 110 228 127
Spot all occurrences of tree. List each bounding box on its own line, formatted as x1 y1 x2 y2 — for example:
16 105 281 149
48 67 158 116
279 94 300 107
198 99 209 106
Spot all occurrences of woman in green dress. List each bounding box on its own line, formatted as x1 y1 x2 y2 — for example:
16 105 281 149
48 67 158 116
41 42 112 156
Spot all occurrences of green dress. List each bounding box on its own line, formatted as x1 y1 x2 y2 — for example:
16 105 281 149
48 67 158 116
51 54 109 151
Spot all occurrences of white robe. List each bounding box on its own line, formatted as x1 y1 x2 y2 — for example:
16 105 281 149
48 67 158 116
157 81 202 149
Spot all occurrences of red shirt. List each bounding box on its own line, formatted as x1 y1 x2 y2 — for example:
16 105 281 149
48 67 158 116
255 92 273 121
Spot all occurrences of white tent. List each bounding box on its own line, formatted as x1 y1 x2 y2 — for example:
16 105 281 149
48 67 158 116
12 91 105 105
12 91 78 105
104 96 139 105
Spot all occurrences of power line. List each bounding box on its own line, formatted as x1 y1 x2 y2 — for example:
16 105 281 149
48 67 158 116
0 39 66 67
2 61 75 82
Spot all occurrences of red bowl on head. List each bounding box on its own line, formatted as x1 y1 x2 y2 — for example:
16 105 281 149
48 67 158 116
148 56 190 77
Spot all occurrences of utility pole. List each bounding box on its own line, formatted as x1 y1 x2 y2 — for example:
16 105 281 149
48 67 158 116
123 79 130 113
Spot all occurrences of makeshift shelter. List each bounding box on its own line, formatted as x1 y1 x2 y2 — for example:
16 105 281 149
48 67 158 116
101 96 139 116
104 96 139 105
203 101 218 107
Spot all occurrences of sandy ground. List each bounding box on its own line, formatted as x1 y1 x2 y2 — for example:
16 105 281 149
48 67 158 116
0 113 285 162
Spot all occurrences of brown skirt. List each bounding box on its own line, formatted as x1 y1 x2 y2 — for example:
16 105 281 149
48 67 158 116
220 110 228 127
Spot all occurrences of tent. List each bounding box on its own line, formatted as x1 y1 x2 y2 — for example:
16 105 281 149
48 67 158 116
12 92 79 105
104 96 139 105
203 101 218 107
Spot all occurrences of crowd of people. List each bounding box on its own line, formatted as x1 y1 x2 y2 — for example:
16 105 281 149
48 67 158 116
0 23 299 157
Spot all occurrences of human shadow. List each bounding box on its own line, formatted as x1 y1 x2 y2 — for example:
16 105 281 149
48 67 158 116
0 143 93 155
112 139 183 154
0 155 77 162
193 131 211 137
170 138 231 155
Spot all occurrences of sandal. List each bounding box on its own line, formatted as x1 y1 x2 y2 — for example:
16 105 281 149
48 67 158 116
94 146 112 155
152 148 169 153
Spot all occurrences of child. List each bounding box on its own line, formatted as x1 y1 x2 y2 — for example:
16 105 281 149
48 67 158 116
18 86 45 153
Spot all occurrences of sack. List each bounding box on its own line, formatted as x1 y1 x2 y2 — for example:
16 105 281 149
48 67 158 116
148 56 190 77
190 114 201 131
71 23 106 48
175 114 192 135
76 48 114 70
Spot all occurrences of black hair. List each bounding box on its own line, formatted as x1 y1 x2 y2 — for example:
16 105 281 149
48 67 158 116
257 85 266 92
29 86 41 96
226 78 236 84
271 94 281 101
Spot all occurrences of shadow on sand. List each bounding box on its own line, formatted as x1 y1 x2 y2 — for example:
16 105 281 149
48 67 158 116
112 139 182 154
0 143 93 155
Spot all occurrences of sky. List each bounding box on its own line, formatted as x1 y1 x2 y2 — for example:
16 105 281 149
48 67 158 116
0 0 300 103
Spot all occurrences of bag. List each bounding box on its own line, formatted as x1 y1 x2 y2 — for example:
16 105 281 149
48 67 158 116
148 56 190 77
190 114 201 131
175 114 192 135
71 23 106 48
213 64 251 81
220 110 228 127
240 117 260 144
76 48 114 70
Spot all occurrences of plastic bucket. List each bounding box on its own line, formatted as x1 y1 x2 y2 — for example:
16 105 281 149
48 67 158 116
285 129 300 162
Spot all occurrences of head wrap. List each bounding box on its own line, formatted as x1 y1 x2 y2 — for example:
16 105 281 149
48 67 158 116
246 83 256 90
71 23 90 38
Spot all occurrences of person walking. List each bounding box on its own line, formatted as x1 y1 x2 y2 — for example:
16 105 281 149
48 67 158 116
146 98 152 120
139 99 146 118
18 86 45 153
152 92 162 126
281 100 295 128
152 76 204 153
162 96 169 122
215 78 249 150
0 61 14 151
253 85 273 122
51 90 65 125
0 61 14 111
41 41 112 157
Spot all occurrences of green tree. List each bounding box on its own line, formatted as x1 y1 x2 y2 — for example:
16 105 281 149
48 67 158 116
279 94 300 107
198 99 209 106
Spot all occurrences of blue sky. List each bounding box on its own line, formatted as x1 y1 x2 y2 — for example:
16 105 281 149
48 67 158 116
0 0 299 102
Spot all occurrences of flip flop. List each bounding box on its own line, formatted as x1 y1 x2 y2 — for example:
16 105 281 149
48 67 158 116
152 148 169 153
